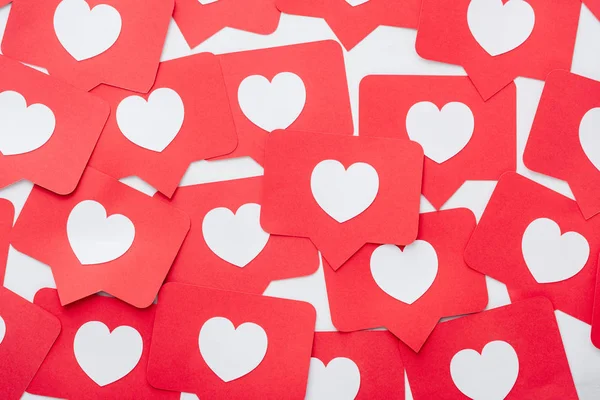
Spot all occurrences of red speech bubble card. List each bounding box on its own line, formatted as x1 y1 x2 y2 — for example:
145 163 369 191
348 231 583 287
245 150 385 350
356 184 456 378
0 287 60 400
157 176 319 293
323 209 487 352
147 283 316 398
261 130 424 270
218 41 353 165
2 0 173 92
398 298 578 399
415 0 580 100
592 259 600 349
464 172 600 324
89 53 238 198
360 75 516 208
0 55 109 194
28 289 178 399
0 199 13 284
10 167 190 308
523 71 600 220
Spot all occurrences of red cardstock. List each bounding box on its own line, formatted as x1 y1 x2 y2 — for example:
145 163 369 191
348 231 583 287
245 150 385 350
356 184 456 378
360 75 516 208
10 167 190 307
0 55 109 194
147 283 316 398
261 130 424 270
398 298 578 399
0 0 11 6
89 53 238 197
0 199 14 284
2 0 173 92
584 0 600 20
464 172 599 323
592 258 600 349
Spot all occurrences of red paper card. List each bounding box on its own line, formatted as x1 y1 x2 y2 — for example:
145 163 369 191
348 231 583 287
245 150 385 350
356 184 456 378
28 289 177 399
584 0 600 20
0 287 60 400
147 283 316 398
464 172 599 323
157 176 319 293
415 0 580 99
10 167 190 307
89 53 238 197
0 55 109 194
523 70 600 219
275 0 420 50
307 331 404 399
398 298 578 399
592 259 600 349
2 0 173 92
218 41 353 165
360 75 516 208
0 199 13 284
261 130 423 270
0 0 11 6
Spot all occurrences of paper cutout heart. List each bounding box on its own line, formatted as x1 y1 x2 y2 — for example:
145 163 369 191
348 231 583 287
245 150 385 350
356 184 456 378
73 321 143 387
53 0 122 62
202 203 270 268
0 90 56 156
116 88 185 152
345 0 370 6
450 340 519 400
305 357 361 400
579 107 600 171
0 316 5 345
237 72 306 132
199 316 268 383
369 241 438 304
405 101 474 164
467 0 535 56
67 200 135 265
521 218 589 284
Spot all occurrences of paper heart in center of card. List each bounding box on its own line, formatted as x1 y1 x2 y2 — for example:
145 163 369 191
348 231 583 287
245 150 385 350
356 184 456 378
305 357 361 399
579 107 600 171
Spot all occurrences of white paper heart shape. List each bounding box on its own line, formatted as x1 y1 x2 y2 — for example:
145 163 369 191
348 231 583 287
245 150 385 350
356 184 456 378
579 107 600 171
406 101 474 164
67 200 135 265
305 357 361 400
74 321 143 387
199 317 268 383
54 0 122 62
345 0 370 6
0 316 5 345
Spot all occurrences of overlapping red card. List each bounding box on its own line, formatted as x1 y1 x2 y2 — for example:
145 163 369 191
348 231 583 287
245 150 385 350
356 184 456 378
584 0 600 20
592 259 600 349
0 199 13 284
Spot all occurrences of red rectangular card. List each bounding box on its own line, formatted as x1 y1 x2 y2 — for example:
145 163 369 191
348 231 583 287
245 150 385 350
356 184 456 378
0 199 13 284
592 259 600 349
584 0 600 20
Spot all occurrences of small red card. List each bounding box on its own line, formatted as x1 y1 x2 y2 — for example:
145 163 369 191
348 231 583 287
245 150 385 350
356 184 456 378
584 0 600 20
0 287 60 400
360 75 516 208
398 298 578 399
147 283 316 398
464 172 599 324
0 55 109 194
0 199 13 284
10 167 190 307
261 130 423 270
89 53 238 197
218 41 353 165
592 259 600 349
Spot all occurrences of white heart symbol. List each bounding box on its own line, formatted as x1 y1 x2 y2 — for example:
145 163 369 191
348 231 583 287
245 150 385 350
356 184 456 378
370 241 438 304
199 317 268 383
311 160 379 223
54 0 122 62
0 316 5 345
450 341 519 400
405 101 474 164
305 357 360 400
202 203 270 268
345 0 370 6
198 0 219 4
116 88 185 152
67 200 135 265
579 107 600 171
521 218 589 284
467 0 535 56
0 90 55 156
238 72 306 132
74 321 143 387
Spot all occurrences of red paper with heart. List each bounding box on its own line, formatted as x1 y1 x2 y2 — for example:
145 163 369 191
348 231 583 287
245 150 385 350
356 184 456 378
261 130 423 270
360 75 516 208
0 199 13 284
218 41 353 165
89 53 238 197
1 0 173 92
0 287 60 400
415 0 580 99
147 283 316 398
398 298 578 399
157 176 319 293
592 259 600 349
0 55 109 194
523 71 600 219
10 167 190 307
464 172 599 323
